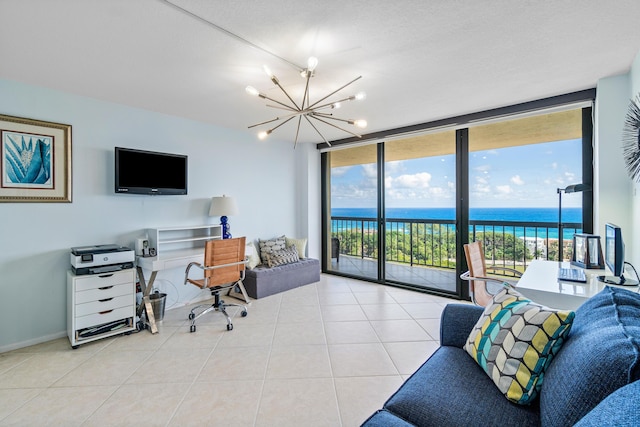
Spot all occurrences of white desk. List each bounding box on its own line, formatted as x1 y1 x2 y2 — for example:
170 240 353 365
136 250 205 333
516 259 638 310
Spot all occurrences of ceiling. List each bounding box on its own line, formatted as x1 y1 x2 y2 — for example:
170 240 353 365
1 0 640 146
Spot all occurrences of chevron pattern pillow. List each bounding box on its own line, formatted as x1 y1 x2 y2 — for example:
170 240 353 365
266 245 299 268
464 287 575 405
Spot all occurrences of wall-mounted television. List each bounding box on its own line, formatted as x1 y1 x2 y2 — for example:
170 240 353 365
114 147 188 195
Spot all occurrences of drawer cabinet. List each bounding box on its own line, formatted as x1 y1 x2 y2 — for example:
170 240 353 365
67 269 136 348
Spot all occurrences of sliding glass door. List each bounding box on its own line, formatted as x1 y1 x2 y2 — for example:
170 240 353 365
383 131 457 292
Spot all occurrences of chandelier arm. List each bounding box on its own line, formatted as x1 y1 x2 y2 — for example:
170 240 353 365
269 116 296 133
248 117 284 129
301 72 312 110
271 78 301 110
259 94 299 111
310 96 358 111
308 76 362 109
303 116 332 147
309 115 363 138
266 104 300 112
294 116 303 149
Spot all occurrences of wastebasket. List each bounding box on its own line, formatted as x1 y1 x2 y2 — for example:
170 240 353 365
147 292 167 321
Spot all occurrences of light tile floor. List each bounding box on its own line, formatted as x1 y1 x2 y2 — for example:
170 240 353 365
0 274 463 427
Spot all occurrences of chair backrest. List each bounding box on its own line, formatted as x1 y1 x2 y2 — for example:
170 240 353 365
203 236 246 287
463 241 492 306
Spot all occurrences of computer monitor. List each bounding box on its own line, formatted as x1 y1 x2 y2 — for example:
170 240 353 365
598 223 638 286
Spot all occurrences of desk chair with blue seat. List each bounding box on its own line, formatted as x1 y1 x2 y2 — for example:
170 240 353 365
184 236 249 332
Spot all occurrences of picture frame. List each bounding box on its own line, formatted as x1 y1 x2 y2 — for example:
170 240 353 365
571 233 604 269
0 114 72 202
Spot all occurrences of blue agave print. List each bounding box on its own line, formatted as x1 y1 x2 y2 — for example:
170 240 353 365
4 134 51 184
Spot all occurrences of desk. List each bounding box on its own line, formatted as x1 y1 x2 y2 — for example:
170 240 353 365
135 249 205 333
517 260 638 310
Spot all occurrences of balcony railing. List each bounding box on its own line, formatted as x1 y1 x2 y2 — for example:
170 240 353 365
331 216 582 274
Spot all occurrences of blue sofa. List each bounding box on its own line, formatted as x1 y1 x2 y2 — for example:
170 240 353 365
362 286 640 426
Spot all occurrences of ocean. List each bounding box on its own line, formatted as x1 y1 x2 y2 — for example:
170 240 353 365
331 207 582 239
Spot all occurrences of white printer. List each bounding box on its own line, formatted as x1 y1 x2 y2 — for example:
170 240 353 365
70 244 135 275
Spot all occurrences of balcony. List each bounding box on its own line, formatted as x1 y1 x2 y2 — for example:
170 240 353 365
330 216 582 293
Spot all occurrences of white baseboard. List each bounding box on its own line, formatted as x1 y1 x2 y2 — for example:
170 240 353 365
0 331 67 354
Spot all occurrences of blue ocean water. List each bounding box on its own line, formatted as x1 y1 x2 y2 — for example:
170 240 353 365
331 207 582 239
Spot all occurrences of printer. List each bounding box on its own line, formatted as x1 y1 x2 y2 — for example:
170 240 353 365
70 244 135 275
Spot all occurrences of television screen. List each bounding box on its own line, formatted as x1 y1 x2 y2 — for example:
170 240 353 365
115 147 187 195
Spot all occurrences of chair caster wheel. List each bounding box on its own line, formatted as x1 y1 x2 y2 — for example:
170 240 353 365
188 313 195 320
241 310 248 317
71 345 79 350
227 324 233 331
190 325 196 333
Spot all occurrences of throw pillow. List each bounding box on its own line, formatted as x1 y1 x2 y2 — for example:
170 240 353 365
285 237 307 259
266 245 299 268
463 287 575 405
245 241 261 269
259 235 286 265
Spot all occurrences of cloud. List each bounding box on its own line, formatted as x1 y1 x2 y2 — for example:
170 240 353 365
331 166 351 177
361 164 377 179
511 175 524 185
496 185 513 194
390 172 432 189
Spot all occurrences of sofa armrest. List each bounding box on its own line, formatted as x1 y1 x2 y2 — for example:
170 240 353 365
439 304 484 348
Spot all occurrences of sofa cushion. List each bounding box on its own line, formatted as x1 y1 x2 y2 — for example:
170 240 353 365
383 346 540 427
285 236 307 259
464 287 574 405
573 380 640 427
258 235 286 264
540 286 640 427
361 409 415 427
266 245 299 268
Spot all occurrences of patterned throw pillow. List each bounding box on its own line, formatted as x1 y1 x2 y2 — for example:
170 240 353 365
259 235 286 265
285 237 307 259
266 245 299 268
464 287 575 405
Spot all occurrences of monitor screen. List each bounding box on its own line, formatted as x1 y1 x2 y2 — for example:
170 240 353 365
604 223 624 277
115 147 188 195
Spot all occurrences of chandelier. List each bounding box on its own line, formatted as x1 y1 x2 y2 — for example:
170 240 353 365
246 57 367 147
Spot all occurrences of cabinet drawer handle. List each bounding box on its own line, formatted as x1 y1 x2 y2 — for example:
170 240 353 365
99 310 114 315
98 274 114 278
99 298 114 303
98 286 114 290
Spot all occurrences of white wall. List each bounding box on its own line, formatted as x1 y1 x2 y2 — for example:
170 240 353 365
594 49 640 270
0 78 312 351
630 51 640 270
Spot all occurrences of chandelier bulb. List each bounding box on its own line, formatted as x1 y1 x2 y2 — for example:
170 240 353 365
332 102 341 109
307 56 318 71
245 86 260 96
263 65 273 78
353 119 368 128
258 130 271 140
355 92 366 101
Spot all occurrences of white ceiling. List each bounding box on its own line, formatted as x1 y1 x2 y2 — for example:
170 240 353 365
1 0 640 145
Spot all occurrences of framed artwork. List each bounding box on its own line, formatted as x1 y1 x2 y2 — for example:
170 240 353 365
0 114 72 202
571 233 604 269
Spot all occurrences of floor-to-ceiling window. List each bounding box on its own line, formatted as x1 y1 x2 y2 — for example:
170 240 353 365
322 93 594 300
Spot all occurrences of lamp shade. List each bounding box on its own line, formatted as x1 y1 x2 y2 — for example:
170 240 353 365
209 195 238 216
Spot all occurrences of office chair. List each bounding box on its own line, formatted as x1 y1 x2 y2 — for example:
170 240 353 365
184 237 249 332
460 240 522 306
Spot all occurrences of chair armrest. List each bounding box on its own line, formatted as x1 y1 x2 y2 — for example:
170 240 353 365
440 304 484 348
486 266 522 278
183 262 203 285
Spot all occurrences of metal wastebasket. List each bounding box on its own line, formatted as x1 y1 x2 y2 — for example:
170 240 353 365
148 292 167 321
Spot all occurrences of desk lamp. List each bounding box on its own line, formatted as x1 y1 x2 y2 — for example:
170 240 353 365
209 195 238 239
557 183 591 261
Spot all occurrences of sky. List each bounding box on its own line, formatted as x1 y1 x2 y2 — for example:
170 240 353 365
331 138 584 209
